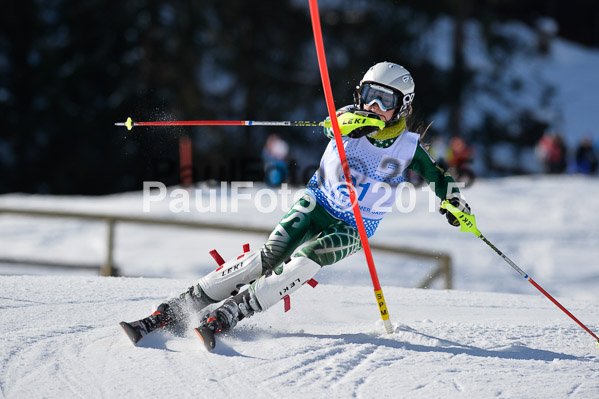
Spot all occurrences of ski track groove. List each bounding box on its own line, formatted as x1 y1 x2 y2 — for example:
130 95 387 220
0 344 21 396
346 350 383 399
354 348 402 399
327 344 384 396
297 343 371 389
568 382 582 397
56 366 87 399
253 338 398 397
453 378 464 393
412 382 429 392
199 330 411 398
1 320 99 398
55 332 99 398
95 334 115 399
260 342 347 388
3 332 61 397
2 327 65 397
0 296 45 310
78 330 127 399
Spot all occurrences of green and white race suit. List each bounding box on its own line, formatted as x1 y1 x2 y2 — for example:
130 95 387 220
260 108 460 270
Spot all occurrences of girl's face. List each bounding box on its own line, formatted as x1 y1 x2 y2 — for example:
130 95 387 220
363 102 395 122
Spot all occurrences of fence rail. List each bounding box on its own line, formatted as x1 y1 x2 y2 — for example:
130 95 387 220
0 207 452 289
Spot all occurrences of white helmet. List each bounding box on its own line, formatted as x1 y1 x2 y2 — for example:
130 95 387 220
354 62 415 124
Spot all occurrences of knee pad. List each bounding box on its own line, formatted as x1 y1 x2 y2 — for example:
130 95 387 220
251 256 321 311
198 250 263 302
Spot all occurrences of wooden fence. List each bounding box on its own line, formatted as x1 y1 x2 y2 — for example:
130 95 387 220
0 207 452 289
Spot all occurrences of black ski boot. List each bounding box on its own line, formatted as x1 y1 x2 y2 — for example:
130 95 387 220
194 289 260 351
165 285 212 327
120 303 175 345
121 285 212 345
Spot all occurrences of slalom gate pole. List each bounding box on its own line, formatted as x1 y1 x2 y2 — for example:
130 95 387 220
441 201 599 347
115 117 323 131
309 0 394 334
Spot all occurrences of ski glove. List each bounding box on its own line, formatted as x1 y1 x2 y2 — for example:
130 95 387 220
439 195 471 227
324 111 385 138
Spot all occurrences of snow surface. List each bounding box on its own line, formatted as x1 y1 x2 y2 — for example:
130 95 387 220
1 176 599 397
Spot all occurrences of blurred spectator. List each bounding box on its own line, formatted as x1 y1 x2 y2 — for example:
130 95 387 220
550 135 567 173
536 132 567 174
575 137 598 174
444 137 476 187
447 137 473 169
536 132 552 171
262 134 289 186
429 136 449 168
535 17 558 55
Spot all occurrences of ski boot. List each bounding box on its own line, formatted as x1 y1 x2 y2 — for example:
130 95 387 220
120 303 175 345
194 289 259 351
120 283 214 346
121 243 261 346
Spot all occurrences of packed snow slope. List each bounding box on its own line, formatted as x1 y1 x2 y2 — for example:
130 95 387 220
1 275 598 398
0 175 599 397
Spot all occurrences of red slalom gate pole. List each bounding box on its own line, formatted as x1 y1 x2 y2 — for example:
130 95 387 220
308 0 394 334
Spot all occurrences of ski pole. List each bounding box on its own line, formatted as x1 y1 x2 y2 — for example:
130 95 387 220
441 200 599 347
115 117 324 131
309 0 393 334
115 115 385 137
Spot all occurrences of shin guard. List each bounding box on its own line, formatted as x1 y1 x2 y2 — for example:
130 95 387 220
198 249 263 302
251 256 321 311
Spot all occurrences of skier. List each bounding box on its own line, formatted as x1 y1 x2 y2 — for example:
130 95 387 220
121 61 471 349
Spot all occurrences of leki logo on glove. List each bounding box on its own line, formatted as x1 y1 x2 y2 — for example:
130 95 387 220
341 117 368 125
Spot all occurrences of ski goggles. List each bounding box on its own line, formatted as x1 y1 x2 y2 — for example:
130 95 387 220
359 84 400 111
